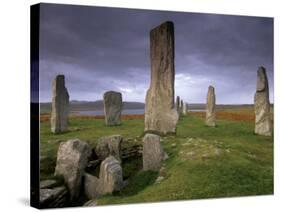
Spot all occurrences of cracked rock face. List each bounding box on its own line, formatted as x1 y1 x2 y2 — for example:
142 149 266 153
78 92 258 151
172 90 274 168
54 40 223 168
144 21 179 134
50 75 69 133
205 86 216 127
103 91 122 126
254 67 272 136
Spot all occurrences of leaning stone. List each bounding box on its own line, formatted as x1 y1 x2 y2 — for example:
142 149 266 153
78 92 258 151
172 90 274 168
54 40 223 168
103 91 122 126
98 156 123 195
144 21 179 134
205 86 216 127
50 75 69 133
143 133 165 171
254 66 272 136
84 173 100 199
55 139 91 200
95 135 123 162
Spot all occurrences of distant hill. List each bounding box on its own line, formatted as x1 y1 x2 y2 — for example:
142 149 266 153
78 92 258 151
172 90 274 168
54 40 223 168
40 100 145 114
39 99 261 114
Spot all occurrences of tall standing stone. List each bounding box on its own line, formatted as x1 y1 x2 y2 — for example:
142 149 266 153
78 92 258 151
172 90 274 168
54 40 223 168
182 102 187 115
254 67 272 136
180 100 184 115
143 133 165 171
103 91 122 126
144 21 179 134
176 96 180 113
205 86 216 127
50 75 69 133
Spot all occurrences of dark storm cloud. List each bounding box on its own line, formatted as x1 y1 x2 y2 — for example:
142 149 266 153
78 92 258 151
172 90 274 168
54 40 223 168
39 3 273 103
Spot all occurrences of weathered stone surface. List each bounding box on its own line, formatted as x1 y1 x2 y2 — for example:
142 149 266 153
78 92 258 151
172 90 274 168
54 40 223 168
143 133 165 171
98 156 123 194
84 173 100 199
176 96 180 113
103 91 122 126
205 86 216 127
144 21 179 134
95 135 122 161
50 75 69 133
40 186 69 208
55 139 91 200
254 67 272 136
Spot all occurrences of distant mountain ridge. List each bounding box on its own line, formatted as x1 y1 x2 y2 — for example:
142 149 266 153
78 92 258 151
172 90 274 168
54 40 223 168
40 100 257 114
40 100 145 114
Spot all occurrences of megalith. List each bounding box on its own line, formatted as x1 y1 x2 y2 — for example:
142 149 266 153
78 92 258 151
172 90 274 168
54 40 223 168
143 133 165 171
254 66 272 136
98 156 123 194
206 86 216 127
144 21 179 134
54 139 91 200
103 91 122 126
50 75 69 133
180 100 184 115
182 102 187 115
95 135 123 162
176 96 180 113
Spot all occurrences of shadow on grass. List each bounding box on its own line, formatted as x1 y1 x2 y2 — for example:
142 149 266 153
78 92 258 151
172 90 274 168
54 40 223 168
112 170 158 197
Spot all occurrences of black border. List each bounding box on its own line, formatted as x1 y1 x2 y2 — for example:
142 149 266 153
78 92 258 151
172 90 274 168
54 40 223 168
30 4 40 209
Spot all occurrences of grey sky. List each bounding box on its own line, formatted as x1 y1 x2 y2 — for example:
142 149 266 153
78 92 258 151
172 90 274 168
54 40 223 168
39 3 273 104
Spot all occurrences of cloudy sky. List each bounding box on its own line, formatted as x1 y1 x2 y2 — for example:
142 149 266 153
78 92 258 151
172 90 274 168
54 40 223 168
39 3 273 104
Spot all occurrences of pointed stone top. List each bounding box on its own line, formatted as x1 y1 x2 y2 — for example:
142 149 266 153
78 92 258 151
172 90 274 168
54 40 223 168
208 85 215 92
256 66 268 92
150 21 174 35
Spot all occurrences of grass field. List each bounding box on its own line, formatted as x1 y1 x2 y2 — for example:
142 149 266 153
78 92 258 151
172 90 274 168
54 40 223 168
39 108 273 205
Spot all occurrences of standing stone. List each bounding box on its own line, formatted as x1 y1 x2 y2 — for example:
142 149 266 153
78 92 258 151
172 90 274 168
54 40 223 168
205 86 216 127
176 96 180 113
51 75 69 133
180 100 184 115
103 91 122 126
182 102 187 115
144 21 179 134
98 156 123 194
54 139 91 200
143 133 165 171
95 135 123 162
254 67 272 136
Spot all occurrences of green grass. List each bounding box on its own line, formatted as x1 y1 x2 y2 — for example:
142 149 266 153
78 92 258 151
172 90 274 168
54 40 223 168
40 113 273 205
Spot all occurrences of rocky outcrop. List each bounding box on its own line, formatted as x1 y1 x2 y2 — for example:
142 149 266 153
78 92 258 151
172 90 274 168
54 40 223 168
50 75 69 133
144 21 179 134
54 139 91 200
142 133 165 171
103 91 122 126
254 66 272 136
95 135 122 162
205 86 216 127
